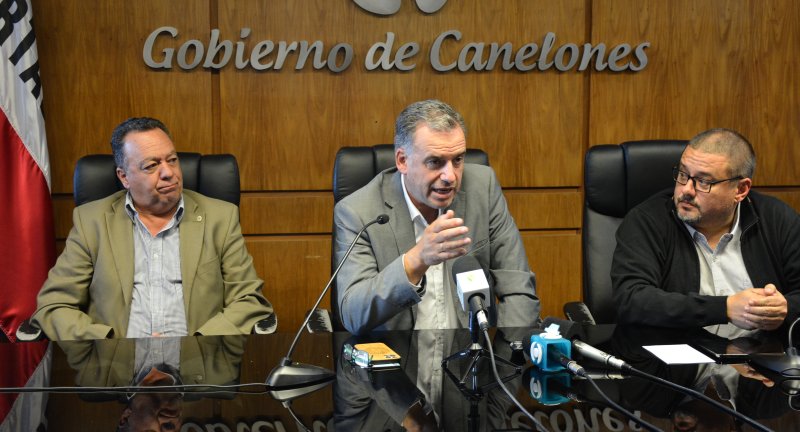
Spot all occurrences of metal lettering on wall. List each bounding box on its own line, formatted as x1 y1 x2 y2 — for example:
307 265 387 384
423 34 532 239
353 0 448 15
143 27 650 73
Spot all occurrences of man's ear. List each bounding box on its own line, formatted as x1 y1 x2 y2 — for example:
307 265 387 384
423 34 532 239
116 167 130 189
395 148 408 175
735 177 752 202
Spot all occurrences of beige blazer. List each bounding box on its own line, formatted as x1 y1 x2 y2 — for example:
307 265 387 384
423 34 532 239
57 335 247 390
33 190 272 340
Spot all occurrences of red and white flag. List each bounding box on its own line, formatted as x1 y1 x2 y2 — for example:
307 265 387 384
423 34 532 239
1 0 55 427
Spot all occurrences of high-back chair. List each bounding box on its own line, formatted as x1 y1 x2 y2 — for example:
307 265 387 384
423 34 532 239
575 140 687 324
73 152 240 206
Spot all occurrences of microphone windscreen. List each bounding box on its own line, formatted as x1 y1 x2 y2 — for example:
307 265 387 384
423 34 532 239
376 214 390 224
451 255 490 312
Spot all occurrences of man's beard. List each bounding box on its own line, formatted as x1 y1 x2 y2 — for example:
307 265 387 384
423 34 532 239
675 194 701 225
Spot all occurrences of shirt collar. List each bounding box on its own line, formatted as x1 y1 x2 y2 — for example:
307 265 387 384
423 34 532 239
683 202 741 240
124 192 185 224
401 174 441 226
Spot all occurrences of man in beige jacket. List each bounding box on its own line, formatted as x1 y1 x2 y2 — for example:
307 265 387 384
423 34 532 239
33 117 273 340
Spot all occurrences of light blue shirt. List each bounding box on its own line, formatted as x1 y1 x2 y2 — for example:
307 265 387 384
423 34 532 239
125 193 188 338
685 204 755 338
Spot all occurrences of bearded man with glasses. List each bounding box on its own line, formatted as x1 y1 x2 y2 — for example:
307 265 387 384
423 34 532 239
612 128 800 335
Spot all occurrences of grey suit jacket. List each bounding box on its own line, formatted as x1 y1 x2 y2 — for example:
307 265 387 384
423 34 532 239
333 164 540 335
33 190 273 340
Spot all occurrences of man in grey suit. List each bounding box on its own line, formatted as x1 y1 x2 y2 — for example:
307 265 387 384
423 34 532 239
334 100 540 335
33 117 273 340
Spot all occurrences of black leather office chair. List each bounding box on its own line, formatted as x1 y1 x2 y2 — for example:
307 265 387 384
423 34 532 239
330 144 490 330
333 144 490 203
17 152 276 341
73 152 240 206
567 140 687 324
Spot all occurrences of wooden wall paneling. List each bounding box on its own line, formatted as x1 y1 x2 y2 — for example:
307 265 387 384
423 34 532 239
240 192 333 235
237 189 581 236
505 189 582 230
32 0 215 194
757 188 800 214
521 231 582 320
217 0 362 191
52 195 75 239
246 236 332 332
423 1 588 189
590 0 800 186
217 1 587 191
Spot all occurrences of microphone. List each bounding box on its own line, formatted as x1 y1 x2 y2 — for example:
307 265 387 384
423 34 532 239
526 336 662 432
266 214 390 394
451 255 491 331
525 324 586 376
549 346 586 377
537 318 630 372
572 340 631 372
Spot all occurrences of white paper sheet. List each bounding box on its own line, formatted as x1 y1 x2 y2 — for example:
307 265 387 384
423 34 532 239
643 344 714 364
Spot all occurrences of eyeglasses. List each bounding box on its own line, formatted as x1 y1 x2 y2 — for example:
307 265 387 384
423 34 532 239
672 167 742 193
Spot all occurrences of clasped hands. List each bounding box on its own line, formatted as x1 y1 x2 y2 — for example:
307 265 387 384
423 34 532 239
403 210 471 284
727 284 787 331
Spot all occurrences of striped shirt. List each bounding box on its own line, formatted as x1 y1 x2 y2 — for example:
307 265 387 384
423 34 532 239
125 193 188 338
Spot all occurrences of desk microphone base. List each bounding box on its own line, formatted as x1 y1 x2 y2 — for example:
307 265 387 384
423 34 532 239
266 361 335 392
442 342 520 397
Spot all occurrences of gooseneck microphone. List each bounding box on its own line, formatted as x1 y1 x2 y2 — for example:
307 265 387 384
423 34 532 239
451 255 491 331
266 214 390 392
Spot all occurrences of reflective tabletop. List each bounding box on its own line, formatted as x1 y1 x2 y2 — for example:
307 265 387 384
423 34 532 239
1 324 798 431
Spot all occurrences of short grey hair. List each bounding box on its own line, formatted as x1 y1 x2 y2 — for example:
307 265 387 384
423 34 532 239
687 128 756 178
110 117 172 171
394 100 467 153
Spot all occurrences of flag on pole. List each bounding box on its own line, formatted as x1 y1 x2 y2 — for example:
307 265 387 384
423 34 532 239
0 0 55 427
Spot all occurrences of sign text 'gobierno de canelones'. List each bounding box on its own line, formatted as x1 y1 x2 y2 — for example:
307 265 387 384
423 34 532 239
144 28 649 73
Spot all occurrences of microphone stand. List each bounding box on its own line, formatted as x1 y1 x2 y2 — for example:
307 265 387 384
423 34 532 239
442 313 520 395
266 215 389 392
